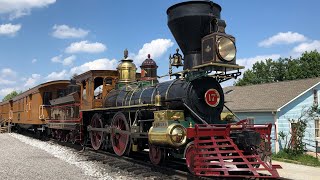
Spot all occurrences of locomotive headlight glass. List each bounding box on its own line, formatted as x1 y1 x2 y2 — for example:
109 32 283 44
217 37 236 61
170 125 186 144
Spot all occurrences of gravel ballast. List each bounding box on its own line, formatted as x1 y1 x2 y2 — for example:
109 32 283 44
0 133 137 180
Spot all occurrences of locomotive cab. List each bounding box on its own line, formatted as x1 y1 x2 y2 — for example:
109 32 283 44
74 70 119 110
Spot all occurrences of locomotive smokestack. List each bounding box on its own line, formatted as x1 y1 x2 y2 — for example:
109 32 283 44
167 1 221 70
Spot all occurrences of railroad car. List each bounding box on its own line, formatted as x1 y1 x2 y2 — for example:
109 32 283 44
3 1 281 178
0 100 11 130
1 81 70 137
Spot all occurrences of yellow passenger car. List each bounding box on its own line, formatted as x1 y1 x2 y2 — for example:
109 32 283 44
10 80 70 133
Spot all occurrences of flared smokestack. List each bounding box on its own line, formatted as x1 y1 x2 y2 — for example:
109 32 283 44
167 1 221 70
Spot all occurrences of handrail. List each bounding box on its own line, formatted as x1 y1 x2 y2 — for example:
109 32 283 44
39 105 44 119
9 110 13 120
39 105 50 120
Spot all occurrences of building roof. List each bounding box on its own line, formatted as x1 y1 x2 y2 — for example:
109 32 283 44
223 77 320 112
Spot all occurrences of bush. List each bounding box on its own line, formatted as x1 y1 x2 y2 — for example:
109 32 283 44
273 150 320 167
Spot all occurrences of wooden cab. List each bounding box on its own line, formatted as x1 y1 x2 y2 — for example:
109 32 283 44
74 70 119 110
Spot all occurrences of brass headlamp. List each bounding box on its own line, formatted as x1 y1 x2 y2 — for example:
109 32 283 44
217 37 236 62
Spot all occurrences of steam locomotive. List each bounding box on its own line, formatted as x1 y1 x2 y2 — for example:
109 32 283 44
1 1 281 178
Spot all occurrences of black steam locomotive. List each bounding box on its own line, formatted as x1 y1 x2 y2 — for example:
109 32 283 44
47 1 280 178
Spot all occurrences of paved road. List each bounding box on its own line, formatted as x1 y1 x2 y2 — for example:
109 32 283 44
0 134 99 180
273 160 320 180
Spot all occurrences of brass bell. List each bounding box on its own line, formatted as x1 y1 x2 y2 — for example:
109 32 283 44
170 48 183 67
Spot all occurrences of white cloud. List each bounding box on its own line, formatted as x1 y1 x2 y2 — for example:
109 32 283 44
51 55 76 66
258 31 307 47
24 74 41 88
1 68 16 77
0 23 21 36
0 68 18 99
292 40 320 54
65 41 106 54
52 24 89 39
45 70 68 81
0 0 56 20
0 78 16 85
62 55 76 66
70 58 117 75
51 54 62 63
238 54 281 70
48 58 117 81
0 87 16 97
133 39 174 65
31 58 37 63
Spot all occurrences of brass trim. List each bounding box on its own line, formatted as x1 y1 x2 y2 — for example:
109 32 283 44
170 69 191 76
154 91 161 107
80 104 155 112
115 90 120 107
208 75 234 79
138 87 147 104
193 62 244 69
122 90 129 106
165 79 178 100
158 74 170 78
129 87 139 106
168 62 244 77
151 84 160 104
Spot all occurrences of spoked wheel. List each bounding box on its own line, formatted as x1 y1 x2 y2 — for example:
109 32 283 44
149 144 166 165
51 130 56 139
35 129 41 139
64 133 70 142
70 131 76 144
90 113 104 150
185 143 196 174
111 112 130 156
57 130 63 141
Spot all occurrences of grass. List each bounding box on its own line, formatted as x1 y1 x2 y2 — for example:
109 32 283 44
273 150 320 167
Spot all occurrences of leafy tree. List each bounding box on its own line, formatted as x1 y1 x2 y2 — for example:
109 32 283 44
235 50 320 86
2 91 19 102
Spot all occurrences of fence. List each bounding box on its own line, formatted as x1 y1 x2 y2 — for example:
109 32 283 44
303 139 319 159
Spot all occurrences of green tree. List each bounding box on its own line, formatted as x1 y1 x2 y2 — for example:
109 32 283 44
2 91 19 102
235 50 320 86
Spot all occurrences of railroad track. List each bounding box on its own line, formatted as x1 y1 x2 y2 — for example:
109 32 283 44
47 137 216 180
83 148 211 180
15 131 286 180
16 131 199 179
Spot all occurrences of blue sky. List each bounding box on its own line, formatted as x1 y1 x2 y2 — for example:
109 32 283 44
0 0 320 99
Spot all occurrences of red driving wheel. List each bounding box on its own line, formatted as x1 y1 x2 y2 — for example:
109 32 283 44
185 143 196 174
111 112 130 156
90 113 104 150
149 144 166 165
